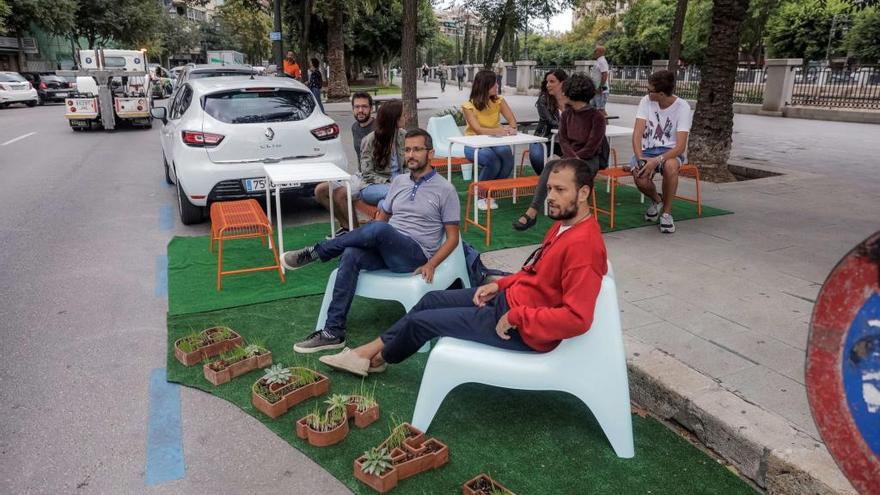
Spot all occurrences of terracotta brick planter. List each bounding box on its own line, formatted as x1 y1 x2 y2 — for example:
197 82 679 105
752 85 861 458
174 327 243 366
251 368 330 419
346 395 380 428
203 351 273 386
462 474 515 495
379 423 426 452
296 414 350 447
354 456 398 493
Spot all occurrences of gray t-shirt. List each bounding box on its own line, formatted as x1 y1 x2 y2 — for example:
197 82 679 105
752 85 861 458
380 170 461 258
351 118 375 170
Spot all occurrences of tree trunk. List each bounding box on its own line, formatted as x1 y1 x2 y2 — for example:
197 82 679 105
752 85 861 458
299 0 312 72
326 0 349 101
377 55 387 86
484 0 514 68
689 0 750 182
401 0 418 128
667 0 688 71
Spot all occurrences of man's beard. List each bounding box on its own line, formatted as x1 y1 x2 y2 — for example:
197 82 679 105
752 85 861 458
547 200 578 220
355 112 371 124
406 157 428 174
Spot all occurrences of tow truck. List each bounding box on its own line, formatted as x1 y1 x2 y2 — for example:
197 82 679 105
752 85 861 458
57 48 153 131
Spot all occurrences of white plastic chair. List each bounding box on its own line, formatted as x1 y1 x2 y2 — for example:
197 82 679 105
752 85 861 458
410 262 634 458
314 237 472 352
426 115 466 158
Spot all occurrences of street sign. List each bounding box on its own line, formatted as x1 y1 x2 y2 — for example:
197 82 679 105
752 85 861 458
807 231 880 495
270 31 282 41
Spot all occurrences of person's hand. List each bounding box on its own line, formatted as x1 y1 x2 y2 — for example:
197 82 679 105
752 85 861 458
637 157 660 178
414 263 436 283
495 312 514 340
504 126 517 136
472 282 499 307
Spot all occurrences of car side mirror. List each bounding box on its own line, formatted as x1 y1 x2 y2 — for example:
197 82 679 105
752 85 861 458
150 106 167 124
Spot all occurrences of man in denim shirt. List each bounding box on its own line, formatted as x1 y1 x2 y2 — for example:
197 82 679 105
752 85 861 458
283 129 461 353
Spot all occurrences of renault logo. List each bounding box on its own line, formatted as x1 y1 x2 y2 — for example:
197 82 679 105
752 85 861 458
265 127 275 140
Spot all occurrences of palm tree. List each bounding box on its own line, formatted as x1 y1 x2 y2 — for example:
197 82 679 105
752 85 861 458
688 0 750 181
401 0 418 127
325 0 350 101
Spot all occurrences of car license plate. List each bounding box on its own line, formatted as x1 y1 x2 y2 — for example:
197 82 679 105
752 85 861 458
56 92 68 98
75 100 94 112
244 178 267 192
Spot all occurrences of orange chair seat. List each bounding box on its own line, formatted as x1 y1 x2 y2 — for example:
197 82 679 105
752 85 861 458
210 199 284 290
431 157 471 173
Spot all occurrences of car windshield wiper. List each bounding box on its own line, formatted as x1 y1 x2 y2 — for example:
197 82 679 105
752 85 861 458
231 111 295 124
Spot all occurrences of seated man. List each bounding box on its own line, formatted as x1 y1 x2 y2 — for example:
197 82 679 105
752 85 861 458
630 69 691 234
282 129 461 353
318 157 607 376
314 92 375 236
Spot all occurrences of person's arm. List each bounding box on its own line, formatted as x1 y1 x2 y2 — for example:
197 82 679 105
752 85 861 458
414 225 460 283
600 71 608 89
499 98 517 133
359 134 378 184
463 107 505 136
632 118 646 161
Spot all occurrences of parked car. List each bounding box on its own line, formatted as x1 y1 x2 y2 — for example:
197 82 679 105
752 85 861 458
0 72 38 108
175 64 256 88
21 72 74 104
150 76 346 225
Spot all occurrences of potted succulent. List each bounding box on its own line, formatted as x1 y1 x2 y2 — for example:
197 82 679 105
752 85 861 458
296 395 351 447
174 326 243 366
203 343 272 386
251 364 330 419
346 381 380 428
462 474 516 495
354 447 398 493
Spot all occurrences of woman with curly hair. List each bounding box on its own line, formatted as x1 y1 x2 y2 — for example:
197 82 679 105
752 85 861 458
513 73 608 231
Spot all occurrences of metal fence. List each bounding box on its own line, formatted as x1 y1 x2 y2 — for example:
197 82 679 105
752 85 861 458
791 65 880 109
607 65 765 104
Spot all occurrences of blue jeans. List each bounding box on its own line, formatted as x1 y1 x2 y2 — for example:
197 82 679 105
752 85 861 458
527 142 562 175
630 146 685 176
311 87 325 113
380 288 534 364
315 222 427 337
359 183 389 206
464 145 514 181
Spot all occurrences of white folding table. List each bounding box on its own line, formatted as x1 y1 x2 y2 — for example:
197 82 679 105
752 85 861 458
263 162 354 273
446 133 549 222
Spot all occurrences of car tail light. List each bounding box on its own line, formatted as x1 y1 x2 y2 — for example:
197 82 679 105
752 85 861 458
39 81 47 89
182 130 225 147
70 107 76 112
0 84 6 90
311 123 339 141
66 99 73 106
27 82 33 89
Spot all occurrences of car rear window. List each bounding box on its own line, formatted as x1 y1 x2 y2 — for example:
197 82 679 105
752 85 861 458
189 70 253 79
203 89 315 124
0 73 26 82
40 75 66 83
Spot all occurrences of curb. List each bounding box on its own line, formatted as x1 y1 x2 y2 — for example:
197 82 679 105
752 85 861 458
624 336 857 494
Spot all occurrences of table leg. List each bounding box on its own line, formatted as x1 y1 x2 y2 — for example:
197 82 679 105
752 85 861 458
345 181 353 235
265 185 273 250
447 143 452 182
473 146 480 223
328 181 336 238
275 185 284 274
512 143 518 204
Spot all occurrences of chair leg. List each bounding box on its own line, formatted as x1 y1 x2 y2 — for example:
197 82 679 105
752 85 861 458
563 380 635 459
694 168 702 216
314 269 338 331
216 236 224 291
411 367 461 433
268 226 285 283
609 178 617 230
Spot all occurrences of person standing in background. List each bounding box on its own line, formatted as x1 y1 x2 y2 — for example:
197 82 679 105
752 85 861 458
308 58 325 113
591 46 610 117
283 51 302 80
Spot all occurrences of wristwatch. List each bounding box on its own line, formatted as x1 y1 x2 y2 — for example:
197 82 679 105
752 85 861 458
655 155 666 166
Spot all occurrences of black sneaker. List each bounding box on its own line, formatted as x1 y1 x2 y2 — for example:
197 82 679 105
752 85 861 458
324 227 349 240
293 330 345 354
281 246 319 271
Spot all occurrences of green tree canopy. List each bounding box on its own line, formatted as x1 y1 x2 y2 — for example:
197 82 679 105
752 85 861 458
765 0 852 61
846 5 880 62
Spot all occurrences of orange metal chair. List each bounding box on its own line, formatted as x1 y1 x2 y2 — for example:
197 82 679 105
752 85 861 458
210 199 284 290
431 157 471 175
353 199 380 225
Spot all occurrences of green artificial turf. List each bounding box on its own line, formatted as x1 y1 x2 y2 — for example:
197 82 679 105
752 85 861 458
167 295 756 495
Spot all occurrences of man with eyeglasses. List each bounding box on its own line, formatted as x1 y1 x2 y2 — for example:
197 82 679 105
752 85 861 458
282 129 461 354
630 69 692 234
317 157 608 377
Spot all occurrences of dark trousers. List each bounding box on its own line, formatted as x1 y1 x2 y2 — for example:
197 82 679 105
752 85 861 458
316 222 427 337
380 288 535 364
440 78 446 91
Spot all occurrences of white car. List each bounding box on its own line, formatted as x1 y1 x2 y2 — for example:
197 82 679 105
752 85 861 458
0 72 39 108
151 76 347 225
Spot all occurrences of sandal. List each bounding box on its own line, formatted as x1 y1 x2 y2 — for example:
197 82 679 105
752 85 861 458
513 214 537 231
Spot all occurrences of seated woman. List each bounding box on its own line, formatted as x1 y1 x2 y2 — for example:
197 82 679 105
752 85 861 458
514 73 608 231
358 100 406 210
461 69 519 210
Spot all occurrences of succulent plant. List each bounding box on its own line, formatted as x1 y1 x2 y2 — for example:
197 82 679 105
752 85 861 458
244 344 263 357
262 364 291 386
360 447 393 476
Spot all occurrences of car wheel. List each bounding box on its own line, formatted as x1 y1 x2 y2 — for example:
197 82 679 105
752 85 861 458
26 100 37 107
163 154 174 185
177 180 203 225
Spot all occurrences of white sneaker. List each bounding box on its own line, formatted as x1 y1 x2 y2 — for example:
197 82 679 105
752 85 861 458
659 213 675 233
644 201 661 222
477 198 490 211
489 199 499 209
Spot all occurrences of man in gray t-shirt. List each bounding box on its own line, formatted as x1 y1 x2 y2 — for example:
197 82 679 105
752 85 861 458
283 128 461 353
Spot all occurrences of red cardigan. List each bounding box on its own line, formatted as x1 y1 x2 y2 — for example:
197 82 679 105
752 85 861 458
496 217 608 352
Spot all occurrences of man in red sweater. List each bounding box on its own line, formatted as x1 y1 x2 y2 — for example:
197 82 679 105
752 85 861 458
319 157 608 376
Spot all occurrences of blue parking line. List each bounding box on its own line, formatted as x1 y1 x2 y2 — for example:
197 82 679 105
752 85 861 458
155 255 167 298
159 204 174 231
145 368 185 486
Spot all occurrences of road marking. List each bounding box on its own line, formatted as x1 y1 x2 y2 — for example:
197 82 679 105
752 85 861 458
159 204 174 232
1 132 36 146
155 255 167 297
145 368 185 486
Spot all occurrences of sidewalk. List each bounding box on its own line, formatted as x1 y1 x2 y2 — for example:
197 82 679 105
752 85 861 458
330 81 879 493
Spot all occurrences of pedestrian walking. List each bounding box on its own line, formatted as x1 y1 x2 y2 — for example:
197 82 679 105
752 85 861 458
456 60 465 91
439 62 447 92
308 57 325 114
422 63 429 84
